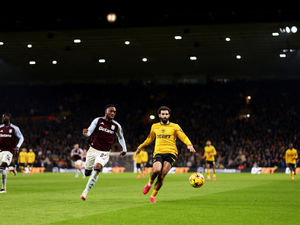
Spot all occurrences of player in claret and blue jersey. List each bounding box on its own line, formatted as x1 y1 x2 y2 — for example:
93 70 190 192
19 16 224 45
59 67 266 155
0 113 24 193
80 104 127 200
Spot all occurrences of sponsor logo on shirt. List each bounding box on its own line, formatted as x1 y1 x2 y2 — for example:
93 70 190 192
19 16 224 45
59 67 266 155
157 134 171 139
0 134 12 138
99 126 114 134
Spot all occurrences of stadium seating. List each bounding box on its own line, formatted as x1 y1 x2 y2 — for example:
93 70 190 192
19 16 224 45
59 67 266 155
1 80 299 170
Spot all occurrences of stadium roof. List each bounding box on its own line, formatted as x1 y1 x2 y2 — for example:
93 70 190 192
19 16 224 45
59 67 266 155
1 7 300 84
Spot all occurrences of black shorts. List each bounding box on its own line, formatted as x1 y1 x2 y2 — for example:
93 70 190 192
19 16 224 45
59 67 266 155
136 163 141 168
27 163 33 166
288 163 296 170
19 163 26 167
153 153 177 166
206 161 215 166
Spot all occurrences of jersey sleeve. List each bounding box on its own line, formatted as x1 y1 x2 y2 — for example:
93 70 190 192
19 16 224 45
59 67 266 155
213 146 217 155
116 123 127 152
85 118 99 137
138 125 156 149
144 151 148 161
133 151 137 160
14 126 24 148
295 150 298 159
175 124 192 146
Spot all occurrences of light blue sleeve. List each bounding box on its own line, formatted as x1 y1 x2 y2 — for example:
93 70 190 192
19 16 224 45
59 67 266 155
116 124 127 152
14 125 24 148
85 118 99 137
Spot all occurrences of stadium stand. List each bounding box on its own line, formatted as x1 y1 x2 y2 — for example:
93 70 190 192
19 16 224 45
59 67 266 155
0 79 299 171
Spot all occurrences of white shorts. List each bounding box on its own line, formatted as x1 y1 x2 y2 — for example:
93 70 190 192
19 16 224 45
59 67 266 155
85 146 110 170
0 151 13 166
74 160 83 167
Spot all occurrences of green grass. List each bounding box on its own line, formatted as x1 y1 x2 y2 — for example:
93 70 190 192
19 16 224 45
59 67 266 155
1 172 299 225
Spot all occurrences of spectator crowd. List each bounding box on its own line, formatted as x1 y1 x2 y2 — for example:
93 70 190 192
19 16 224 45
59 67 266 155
1 79 299 170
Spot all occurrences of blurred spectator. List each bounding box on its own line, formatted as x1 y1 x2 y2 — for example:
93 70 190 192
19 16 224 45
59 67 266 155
0 80 299 169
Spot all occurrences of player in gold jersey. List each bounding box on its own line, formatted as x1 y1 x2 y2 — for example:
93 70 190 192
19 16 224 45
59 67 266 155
285 143 298 181
203 140 217 181
136 106 195 203
27 148 35 175
140 149 148 177
133 150 144 179
18 148 27 176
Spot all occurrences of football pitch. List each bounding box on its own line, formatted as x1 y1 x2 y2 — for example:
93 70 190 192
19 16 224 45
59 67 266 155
1 172 299 225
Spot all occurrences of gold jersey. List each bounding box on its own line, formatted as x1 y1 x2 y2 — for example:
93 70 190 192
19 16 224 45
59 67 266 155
133 151 144 164
27 152 36 164
19 151 27 163
285 148 298 164
140 150 148 163
204 145 217 161
138 122 192 157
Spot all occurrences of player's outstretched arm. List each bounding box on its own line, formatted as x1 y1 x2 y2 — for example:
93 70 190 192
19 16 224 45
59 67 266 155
83 118 99 137
116 124 127 157
187 145 196 153
135 148 142 154
175 125 195 151
137 125 155 151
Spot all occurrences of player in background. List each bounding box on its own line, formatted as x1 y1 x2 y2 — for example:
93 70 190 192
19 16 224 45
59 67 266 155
80 104 127 200
7 156 17 175
0 113 24 193
71 144 85 178
136 106 196 203
140 149 148 177
285 143 298 181
18 148 27 176
133 150 144 179
203 140 217 181
81 148 87 169
27 148 35 175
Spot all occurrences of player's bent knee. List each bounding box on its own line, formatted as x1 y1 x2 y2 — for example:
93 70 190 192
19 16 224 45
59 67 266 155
85 170 92 176
94 163 103 172
152 168 161 174
0 162 8 169
159 173 167 180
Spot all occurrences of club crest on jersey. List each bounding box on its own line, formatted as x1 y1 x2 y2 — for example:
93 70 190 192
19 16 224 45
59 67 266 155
111 125 115 130
161 129 165 133
9 129 12 133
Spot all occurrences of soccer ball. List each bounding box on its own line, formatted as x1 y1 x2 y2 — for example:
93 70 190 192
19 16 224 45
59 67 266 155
189 172 205 188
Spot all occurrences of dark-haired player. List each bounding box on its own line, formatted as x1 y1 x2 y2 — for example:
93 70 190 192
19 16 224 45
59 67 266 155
285 143 298 181
0 113 24 193
80 104 127 200
27 148 35 175
71 144 85 178
203 140 217 181
136 106 195 203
